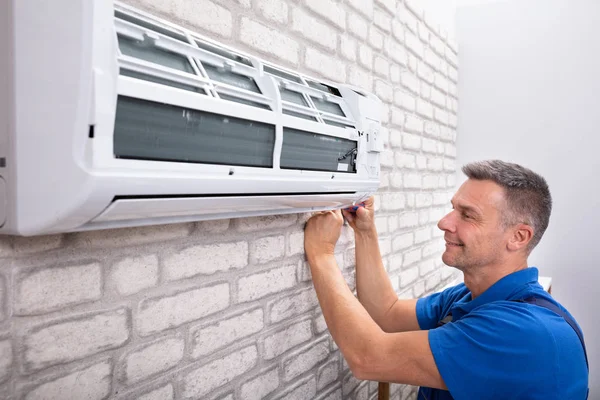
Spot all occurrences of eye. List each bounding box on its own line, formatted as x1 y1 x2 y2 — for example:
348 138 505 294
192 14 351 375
462 212 471 219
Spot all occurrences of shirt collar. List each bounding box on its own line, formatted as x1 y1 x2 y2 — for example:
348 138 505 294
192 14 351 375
451 267 540 320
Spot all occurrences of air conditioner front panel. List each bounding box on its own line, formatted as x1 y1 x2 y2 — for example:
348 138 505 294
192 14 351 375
91 193 365 223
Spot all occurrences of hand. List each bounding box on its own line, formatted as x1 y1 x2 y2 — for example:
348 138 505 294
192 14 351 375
342 196 376 234
304 210 344 263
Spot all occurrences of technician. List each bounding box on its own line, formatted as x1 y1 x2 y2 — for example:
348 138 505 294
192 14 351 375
304 160 588 399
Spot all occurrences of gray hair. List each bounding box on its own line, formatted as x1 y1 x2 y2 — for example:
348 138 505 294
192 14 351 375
462 160 552 252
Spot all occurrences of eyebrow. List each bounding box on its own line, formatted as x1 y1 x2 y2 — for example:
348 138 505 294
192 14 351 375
451 199 482 217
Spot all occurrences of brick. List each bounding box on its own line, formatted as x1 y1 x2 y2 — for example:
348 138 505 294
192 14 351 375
137 283 229 336
397 4 418 33
373 56 389 78
24 361 111 400
240 369 280 400
395 90 416 112
0 340 11 383
183 346 258 398
283 339 329 381
251 235 285 264
347 0 373 18
390 64 401 83
385 39 408 67
306 0 346 29
403 249 421 268
124 336 184 385
165 241 247 281
421 81 432 100
374 80 393 103
238 265 296 302
420 259 436 276
342 371 361 397
402 132 421 150
423 138 437 154
413 280 426 297
358 44 373 70
400 72 419 95
347 12 369 40
191 308 263 358
434 73 449 94
380 150 394 168
395 153 416 169
373 9 392 32
390 108 405 129
431 87 446 108
317 359 339 390
418 22 430 43
240 18 299 64
430 35 446 57
399 212 419 228
428 157 443 171
314 313 328 334
71 224 191 248
257 0 288 24
388 173 401 189
111 255 158 296
381 193 406 211
434 108 450 125
416 155 427 170
444 158 456 172
264 319 312 359
376 0 396 14
426 272 442 291
423 175 441 189
405 31 423 58
408 53 418 72
393 233 414 252
400 267 419 287
24 309 129 372
418 62 434 84
405 0 424 17
403 173 420 189
389 254 403 272
292 8 337 50
288 231 304 256
274 376 317 400
269 289 318 323
340 36 357 61
171 0 232 37
237 214 297 232
15 262 102 316
446 46 458 67
415 226 433 244
424 48 442 71
449 114 458 129
392 22 405 43
195 219 230 233
379 237 392 256
305 48 346 81
416 99 434 120
424 121 440 138
348 66 372 92
138 385 174 400
448 65 458 83
445 143 457 157
369 28 384 50
11 235 62 255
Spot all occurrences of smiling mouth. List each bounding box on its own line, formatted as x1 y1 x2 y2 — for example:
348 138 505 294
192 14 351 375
445 241 464 247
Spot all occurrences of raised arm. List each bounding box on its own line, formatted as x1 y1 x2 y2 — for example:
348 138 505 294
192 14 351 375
342 197 421 332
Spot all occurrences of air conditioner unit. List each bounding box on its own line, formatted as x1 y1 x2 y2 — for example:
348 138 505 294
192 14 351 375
0 1 383 236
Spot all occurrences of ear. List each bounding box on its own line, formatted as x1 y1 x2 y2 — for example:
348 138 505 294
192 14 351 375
507 224 534 252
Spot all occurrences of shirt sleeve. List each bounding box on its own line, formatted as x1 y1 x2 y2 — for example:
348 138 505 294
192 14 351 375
416 283 468 330
428 302 557 400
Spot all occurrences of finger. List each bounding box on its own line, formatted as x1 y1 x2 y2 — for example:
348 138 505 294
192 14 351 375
341 209 354 223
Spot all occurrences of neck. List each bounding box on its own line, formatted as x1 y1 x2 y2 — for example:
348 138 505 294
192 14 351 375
462 258 529 299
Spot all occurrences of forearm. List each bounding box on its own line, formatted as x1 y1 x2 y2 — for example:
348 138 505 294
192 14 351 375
307 254 384 367
354 228 399 330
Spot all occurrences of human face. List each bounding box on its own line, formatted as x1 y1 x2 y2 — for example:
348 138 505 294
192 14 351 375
437 179 510 271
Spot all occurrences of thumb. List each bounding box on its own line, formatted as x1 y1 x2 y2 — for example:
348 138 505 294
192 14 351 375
342 209 355 223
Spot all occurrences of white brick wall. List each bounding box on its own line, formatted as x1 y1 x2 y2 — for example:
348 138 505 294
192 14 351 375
0 1 459 399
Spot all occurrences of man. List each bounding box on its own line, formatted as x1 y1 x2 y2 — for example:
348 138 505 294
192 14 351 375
304 160 588 399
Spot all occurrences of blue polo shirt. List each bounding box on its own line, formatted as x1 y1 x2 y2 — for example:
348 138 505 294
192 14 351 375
415 267 588 400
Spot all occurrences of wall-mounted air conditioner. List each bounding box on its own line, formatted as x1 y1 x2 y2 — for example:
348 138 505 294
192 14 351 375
0 1 383 236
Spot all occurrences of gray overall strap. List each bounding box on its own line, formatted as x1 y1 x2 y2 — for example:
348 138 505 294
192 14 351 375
521 296 589 399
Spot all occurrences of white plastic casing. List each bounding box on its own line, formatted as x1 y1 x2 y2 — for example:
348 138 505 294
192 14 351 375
0 1 382 236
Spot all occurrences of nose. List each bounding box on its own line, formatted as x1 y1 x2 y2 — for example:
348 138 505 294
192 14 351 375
437 210 456 233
